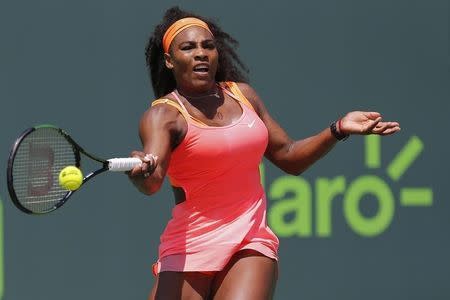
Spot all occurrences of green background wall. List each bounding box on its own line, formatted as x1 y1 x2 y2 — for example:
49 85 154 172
0 0 448 299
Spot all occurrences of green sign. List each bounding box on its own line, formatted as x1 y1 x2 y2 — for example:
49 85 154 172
266 135 433 237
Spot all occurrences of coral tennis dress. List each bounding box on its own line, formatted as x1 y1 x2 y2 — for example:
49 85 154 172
151 82 279 274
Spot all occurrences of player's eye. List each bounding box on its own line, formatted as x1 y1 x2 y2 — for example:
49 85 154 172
179 42 195 51
203 41 216 49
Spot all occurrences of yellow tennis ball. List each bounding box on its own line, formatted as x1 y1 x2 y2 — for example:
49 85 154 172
58 166 83 191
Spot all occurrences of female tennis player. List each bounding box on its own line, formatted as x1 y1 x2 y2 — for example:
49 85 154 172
128 6 400 300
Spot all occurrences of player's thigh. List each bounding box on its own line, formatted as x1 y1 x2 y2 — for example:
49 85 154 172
148 271 214 300
211 249 278 300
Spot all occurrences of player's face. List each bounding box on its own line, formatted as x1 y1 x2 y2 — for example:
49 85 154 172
165 26 218 94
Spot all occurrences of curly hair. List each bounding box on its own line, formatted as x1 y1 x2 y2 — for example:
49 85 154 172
145 6 249 98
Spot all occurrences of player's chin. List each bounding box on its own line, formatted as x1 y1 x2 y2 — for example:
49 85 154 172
191 76 216 89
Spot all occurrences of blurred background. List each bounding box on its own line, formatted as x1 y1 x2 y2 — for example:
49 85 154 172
0 0 448 299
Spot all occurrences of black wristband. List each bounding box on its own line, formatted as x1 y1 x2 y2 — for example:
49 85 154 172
330 121 349 141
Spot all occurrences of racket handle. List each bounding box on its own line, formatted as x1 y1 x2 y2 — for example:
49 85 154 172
107 157 142 172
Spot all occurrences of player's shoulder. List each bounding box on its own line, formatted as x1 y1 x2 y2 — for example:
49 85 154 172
233 82 259 101
149 94 183 114
234 82 254 94
233 82 264 114
140 94 181 124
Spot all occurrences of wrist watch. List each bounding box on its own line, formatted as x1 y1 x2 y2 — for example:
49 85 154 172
330 121 349 141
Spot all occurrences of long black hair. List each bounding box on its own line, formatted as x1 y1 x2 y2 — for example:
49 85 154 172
145 6 249 98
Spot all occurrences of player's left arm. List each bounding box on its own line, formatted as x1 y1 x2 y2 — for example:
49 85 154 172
236 83 400 175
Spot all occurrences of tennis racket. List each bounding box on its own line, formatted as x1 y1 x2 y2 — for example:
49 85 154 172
7 124 142 214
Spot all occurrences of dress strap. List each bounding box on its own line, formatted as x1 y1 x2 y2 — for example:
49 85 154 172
171 91 189 113
152 82 254 127
219 82 256 112
152 95 209 127
152 98 183 111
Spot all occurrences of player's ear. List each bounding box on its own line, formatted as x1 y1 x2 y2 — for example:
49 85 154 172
164 53 174 69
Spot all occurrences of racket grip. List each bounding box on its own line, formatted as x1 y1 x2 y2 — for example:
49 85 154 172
107 157 142 172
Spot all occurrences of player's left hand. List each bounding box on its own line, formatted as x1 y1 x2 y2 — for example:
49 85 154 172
340 111 401 136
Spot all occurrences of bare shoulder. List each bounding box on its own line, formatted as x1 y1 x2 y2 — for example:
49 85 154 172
235 82 257 99
140 94 186 133
235 82 265 116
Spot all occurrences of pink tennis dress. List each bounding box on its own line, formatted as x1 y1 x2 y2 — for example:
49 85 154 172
152 82 279 274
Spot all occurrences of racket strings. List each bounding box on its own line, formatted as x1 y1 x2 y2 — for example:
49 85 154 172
12 128 77 213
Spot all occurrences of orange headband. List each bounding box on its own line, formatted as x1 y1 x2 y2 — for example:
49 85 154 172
162 17 213 53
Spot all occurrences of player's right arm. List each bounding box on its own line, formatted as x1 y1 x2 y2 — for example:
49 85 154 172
128 102 186 195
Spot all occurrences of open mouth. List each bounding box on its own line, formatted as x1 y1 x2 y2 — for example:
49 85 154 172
193 64 209 74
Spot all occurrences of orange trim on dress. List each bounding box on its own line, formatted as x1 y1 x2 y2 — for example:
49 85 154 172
151 98 208 127
150 82 254 128
220 82 255 112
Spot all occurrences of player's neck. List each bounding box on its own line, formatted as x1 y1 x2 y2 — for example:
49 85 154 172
176 83 219 100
